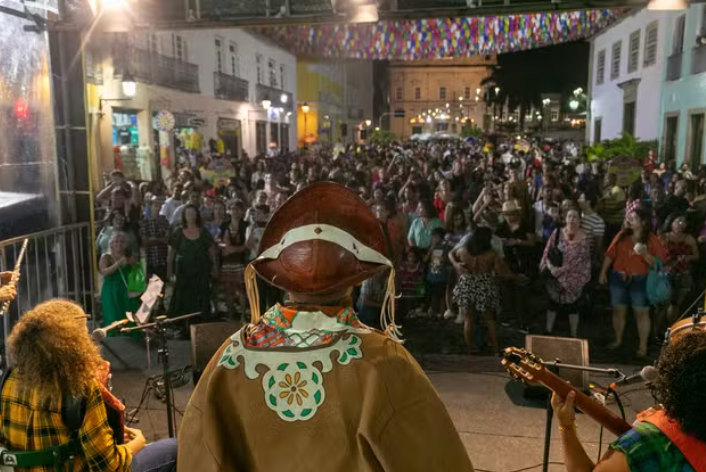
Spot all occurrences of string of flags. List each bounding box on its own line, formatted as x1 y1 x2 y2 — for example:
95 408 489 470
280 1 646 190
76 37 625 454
260 9 620 60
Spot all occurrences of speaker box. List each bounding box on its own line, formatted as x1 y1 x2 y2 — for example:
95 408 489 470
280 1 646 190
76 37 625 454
525 335 590 392
190 321 243 385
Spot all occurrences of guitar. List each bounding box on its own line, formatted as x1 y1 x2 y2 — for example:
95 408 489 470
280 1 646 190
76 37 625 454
501 347 632 437
97 361 126 445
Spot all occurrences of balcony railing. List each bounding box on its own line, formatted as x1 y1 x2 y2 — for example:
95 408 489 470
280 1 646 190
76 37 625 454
692 46 706 75
114 47 200 94
256 83 293 109
666 53 683 81
214 72 249 102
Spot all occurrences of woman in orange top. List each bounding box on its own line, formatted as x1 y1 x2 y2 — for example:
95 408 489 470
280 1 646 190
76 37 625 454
599 207 667 359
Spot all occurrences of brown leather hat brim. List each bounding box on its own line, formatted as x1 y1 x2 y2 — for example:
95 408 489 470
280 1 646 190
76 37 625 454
251 182 390 294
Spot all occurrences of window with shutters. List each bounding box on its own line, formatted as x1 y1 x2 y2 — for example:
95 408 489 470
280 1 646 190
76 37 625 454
148 33 160 54
673 15 686 55
230 43 239 77
596 49 606 85
395 87 402 100
439 86 447 100
464 87 471 99
215 37 223 73
643 22 658 67
414 87 421 100
256 54 263 84
628 30 640 73
611 41 621 80
173 35 187 62
268 58 277 87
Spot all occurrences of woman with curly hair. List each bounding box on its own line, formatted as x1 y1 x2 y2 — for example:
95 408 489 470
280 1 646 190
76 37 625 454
0 299 177 472
551 331 706 472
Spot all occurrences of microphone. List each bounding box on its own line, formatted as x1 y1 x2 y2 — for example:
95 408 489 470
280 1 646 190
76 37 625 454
92 319 130 342
610 366 659 389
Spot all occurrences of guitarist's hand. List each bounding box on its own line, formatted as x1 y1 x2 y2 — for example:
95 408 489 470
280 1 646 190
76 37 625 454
551 389 577 428
0 285 17 303
124 427 146 455
0 271 16 285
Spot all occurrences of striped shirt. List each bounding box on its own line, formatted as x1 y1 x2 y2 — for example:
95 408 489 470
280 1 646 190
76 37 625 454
581 212 605 250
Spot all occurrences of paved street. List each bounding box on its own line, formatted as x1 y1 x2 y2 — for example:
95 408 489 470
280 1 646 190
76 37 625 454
103 336 654 472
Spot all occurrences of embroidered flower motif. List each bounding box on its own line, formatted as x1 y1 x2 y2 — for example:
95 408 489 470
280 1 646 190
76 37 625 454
278 372 309 406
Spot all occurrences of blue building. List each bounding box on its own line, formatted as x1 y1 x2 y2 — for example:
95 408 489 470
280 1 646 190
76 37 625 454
659 5 706 166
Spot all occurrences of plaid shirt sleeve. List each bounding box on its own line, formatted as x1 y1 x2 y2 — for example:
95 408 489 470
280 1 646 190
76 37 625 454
79 382 133 472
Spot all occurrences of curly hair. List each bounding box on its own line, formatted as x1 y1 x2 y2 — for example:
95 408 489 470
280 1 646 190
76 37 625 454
8 299 103 401
651 332 706 442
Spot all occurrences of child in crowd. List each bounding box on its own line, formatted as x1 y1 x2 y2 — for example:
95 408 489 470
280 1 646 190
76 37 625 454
245 204 270 261
398 248 426 319
425 227 450 318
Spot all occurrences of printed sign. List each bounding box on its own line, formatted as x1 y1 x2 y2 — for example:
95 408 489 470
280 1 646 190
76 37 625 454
608 156 642 187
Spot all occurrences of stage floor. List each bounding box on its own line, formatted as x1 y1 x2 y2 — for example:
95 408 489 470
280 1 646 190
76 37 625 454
103 337 654 472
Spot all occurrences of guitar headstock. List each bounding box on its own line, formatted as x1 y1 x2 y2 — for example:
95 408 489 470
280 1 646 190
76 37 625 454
501 346 546 384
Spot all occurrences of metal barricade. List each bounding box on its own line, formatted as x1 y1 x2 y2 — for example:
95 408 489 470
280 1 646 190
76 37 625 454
0 224 95 359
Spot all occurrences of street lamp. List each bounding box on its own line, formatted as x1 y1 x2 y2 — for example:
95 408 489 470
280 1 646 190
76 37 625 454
569 99 580 111
301 102 310 113
374 127 380 131
476 88 481 95
262 99 272 109
280 93 288 104
494 87 500 95
121 72 136 98
542 98 551 106
365 119 371 127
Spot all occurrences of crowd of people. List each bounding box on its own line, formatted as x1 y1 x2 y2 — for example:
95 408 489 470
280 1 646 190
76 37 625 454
92 140 706 358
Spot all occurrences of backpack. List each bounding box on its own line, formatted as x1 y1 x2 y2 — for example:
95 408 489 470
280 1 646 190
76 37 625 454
646 257 672 306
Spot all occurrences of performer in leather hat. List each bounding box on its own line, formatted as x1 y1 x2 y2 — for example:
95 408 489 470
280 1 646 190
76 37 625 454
178 182 473 471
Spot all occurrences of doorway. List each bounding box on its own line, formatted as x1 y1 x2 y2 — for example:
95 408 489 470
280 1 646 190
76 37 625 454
688 113 705 169
664 115 679 165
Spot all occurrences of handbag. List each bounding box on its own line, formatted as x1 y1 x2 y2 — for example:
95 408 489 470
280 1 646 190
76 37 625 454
646 257 672 305
118 262 146 299
547 229 563 267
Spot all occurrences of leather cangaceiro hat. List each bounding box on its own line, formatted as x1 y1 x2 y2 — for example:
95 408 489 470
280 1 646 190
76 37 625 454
243 182 400 338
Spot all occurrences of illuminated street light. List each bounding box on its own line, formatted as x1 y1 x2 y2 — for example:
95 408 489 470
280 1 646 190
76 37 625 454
542 98 551 106
537 114 543 120
374 127 380 131
573 87 583 97
426 116 432 123
280 93 288 104
301 103 310 113
446 103 450 108
569 99 580 111
459 97 464 101
476 88 481 95
262 99 272 109
365 119 372 127
121 72 136 98
475 96 479 102
494 87 500 95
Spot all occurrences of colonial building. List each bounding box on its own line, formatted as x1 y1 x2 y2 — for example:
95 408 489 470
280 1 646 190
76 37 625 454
586 8 673 146
388 57 496 138
660 4 706 167
85 29 297 184
296 59 374 146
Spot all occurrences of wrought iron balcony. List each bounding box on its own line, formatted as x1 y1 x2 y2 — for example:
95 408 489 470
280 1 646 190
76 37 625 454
114 47 200 94
214 72 249 102
666 53 683 81
256 83 293 109
692 46 706 75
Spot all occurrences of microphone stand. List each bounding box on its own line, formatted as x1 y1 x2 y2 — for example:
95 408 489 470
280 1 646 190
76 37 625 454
539 359 627 472
121 312 201 438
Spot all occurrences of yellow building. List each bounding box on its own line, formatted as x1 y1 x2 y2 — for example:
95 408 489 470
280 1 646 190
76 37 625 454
297 59 373 146
389 57 496 138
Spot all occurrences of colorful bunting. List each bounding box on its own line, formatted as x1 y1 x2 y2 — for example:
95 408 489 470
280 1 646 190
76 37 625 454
260 9 619 60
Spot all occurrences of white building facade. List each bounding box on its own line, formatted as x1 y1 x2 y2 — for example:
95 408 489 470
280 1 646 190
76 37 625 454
88 28 297 181
586 8 673 145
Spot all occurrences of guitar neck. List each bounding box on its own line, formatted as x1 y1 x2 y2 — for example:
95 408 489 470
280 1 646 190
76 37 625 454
539 368 632 437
